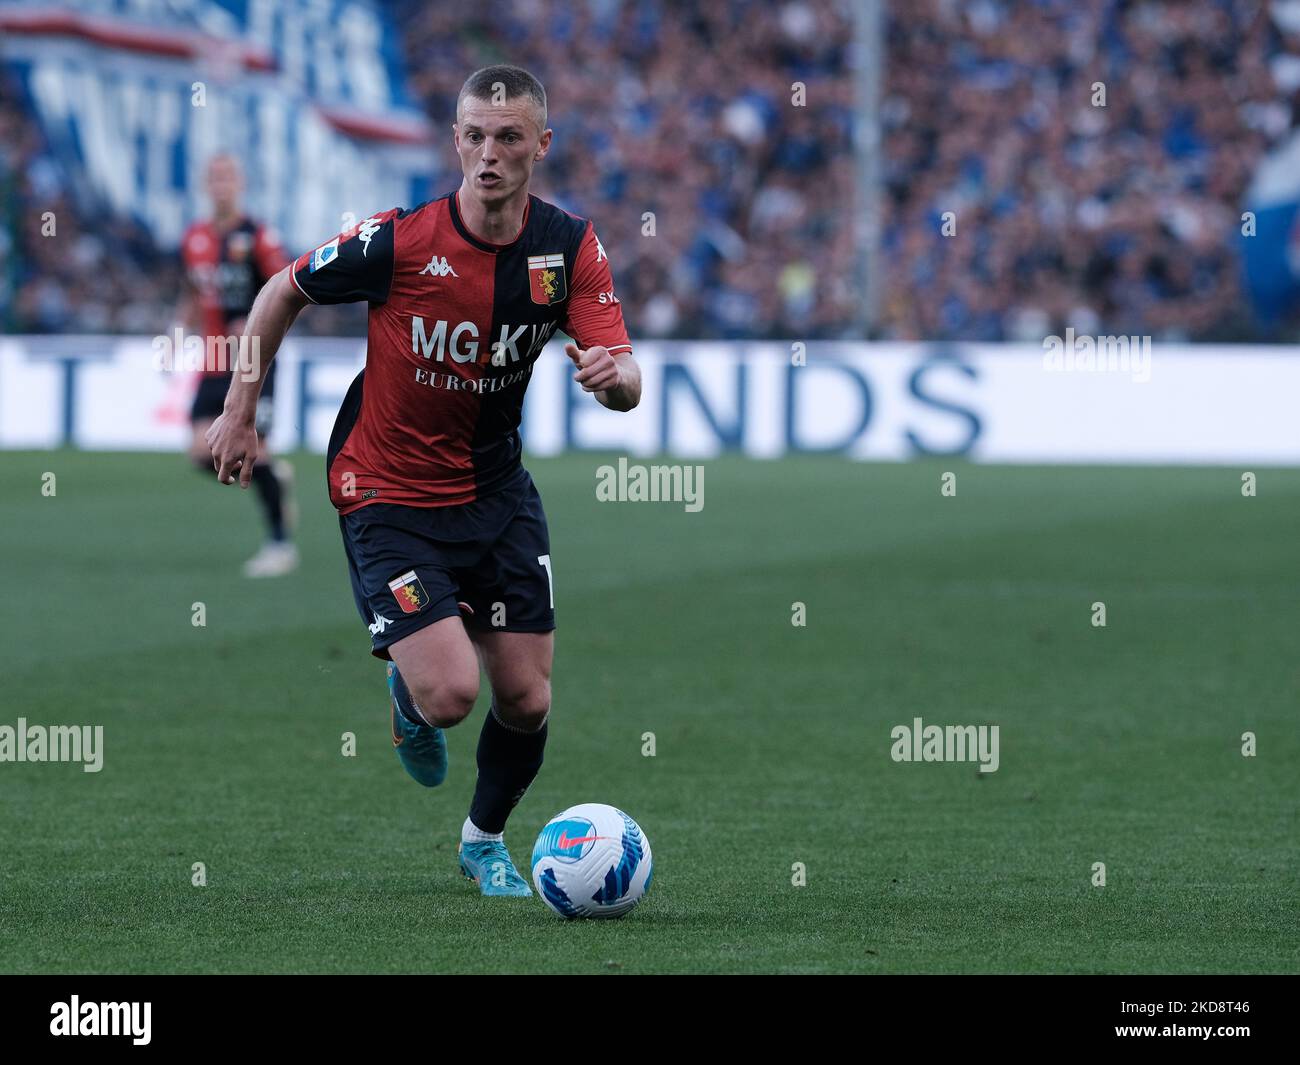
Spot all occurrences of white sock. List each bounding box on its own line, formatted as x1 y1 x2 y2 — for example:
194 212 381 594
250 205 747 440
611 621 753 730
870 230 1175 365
462 817 503 844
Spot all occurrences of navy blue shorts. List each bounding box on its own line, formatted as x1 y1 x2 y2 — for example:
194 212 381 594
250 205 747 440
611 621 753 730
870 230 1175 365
339 468 555 659
191 365 276 436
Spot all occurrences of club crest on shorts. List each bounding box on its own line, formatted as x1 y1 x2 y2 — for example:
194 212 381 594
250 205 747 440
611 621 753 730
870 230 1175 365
527 253 566 304
388 570 428 614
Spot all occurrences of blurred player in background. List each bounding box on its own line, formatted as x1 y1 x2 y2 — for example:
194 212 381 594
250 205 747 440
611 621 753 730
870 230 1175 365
179 154 298 577
205 66 641 896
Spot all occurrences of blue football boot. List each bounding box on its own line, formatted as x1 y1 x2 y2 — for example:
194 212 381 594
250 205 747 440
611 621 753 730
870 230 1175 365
388 662 447 787
457 839 533 897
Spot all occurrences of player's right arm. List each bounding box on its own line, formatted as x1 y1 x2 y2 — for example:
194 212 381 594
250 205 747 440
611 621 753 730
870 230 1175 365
206 211 398 487
205 268 307 486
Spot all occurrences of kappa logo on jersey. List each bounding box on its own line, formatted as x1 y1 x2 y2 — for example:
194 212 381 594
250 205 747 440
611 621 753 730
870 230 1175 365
419 255 459 278
369 613 394 636
357 216 382 257
310 239 340 272
527 253 567 304
387 570 428 614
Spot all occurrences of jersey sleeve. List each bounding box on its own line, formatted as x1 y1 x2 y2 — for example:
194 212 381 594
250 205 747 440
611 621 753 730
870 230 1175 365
561 223 632 355
290 209 398 305
254 224 290 282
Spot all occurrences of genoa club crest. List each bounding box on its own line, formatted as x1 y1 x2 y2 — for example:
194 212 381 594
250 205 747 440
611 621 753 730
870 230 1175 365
527 253 567 305
388 570 428 614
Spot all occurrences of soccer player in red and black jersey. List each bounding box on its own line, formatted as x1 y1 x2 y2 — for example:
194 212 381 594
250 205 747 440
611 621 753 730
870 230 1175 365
180 154 298 578
205 66 641 896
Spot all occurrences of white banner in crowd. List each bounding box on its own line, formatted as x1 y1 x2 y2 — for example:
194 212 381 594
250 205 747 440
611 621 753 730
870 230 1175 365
0 337 1295 465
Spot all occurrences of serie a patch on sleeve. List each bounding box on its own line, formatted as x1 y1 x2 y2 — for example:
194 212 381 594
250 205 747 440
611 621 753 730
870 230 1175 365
310 238 340 272
388 570 428 614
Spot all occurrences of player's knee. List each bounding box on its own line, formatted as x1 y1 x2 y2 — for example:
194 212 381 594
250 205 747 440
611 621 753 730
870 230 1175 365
408 675 478 728
494 679 551 731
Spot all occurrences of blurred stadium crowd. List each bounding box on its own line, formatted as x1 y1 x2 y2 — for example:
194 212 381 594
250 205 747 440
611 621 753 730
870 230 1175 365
2 0 1298 341
1 77 187 335
881 0 1297 341
399 0 854 340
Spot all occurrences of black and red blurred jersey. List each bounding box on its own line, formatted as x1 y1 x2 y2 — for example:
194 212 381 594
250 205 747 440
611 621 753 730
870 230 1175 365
181 217 288 376
291 191 632 514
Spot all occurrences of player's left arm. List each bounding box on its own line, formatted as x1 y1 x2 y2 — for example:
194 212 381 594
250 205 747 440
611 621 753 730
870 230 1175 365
565 342 641 411
562 226 641 412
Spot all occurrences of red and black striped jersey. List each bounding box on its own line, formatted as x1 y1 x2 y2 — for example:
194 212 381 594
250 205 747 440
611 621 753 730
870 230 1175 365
291 191 632 513
181 217 288 375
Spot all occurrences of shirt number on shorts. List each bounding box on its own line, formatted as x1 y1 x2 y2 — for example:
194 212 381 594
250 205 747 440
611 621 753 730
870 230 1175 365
537 553 554 609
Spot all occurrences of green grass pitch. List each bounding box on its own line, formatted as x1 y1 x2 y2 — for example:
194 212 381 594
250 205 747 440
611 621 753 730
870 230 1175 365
0 450 1296 974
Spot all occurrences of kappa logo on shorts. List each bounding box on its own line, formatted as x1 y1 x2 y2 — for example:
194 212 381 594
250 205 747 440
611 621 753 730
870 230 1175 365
388 570 428 614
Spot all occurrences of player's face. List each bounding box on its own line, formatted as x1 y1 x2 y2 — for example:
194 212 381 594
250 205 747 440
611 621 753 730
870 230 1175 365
454 98 551 205
207 158 243 215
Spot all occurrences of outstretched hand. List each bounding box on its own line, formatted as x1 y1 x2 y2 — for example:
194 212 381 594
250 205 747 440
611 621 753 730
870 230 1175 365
564 342 621 393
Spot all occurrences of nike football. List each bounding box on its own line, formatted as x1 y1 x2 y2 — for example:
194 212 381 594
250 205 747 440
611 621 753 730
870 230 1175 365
531 803 653 918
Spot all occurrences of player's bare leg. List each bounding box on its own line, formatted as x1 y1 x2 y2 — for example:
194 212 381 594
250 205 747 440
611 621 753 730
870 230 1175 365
472 629 553 730
456 629 552 896
385 615 479 789
388 615 480 727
